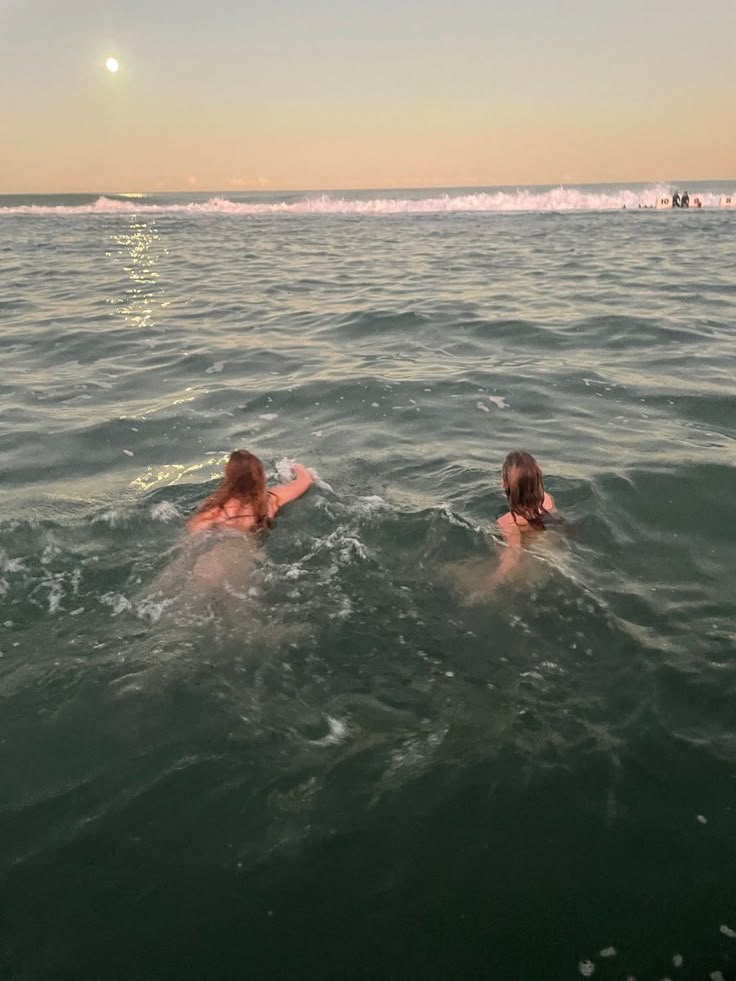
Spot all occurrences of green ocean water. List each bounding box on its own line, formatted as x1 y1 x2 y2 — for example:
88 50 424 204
1 188 736 980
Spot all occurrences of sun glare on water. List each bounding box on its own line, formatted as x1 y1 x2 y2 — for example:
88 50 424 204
105 57 119 73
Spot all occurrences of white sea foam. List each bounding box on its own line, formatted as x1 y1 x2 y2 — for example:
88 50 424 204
275 457 295 482
0 550 25 574
45 576 64 614
436 503 481 532
41 537 61 565
101 592 133 616
135 596 174 623
150 501 181 523
310 716 349 746
308 468 334 493
1 186 729 217
93 508 126 527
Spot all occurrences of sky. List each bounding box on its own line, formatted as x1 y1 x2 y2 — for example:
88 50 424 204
1 0 734 193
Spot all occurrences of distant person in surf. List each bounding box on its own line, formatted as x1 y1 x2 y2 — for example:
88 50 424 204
680 190 690 208
186 449 313 534
491 450 558 587
672 191 681 208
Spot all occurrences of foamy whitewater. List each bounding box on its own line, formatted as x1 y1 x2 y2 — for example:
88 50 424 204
1 182 736 981
0 181 732 215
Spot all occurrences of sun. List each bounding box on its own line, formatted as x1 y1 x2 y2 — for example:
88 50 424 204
105 57 119 73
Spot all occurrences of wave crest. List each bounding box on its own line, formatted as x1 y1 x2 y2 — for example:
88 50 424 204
0 186 730 216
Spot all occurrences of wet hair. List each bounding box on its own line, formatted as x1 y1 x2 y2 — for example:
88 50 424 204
502 450 548 529
198 449 271 530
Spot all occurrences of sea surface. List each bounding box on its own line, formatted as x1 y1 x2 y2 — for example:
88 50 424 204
1 183 735 981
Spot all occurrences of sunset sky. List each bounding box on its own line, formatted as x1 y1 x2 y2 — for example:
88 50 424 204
1 0 734 193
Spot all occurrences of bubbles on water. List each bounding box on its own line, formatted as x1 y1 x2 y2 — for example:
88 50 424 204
329 596 353 620
205 361 224 374
0 550 26 575
306 469 333 494
93 509 126 527
719 924 736 939
672 954 683 967
309 716 349 747
101 592 133 616
578 959 595 976
386 727 448 781
599 946 616 958
710 971 726 981
275 457 295 482
697 813 708 824
476 401 490 413
40 535 62 565
150 501 181 523
259 413 279 421
435 503 480 532
45 576 65 614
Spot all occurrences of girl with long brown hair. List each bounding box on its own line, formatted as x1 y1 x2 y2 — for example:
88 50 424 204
491 450 557 586
186 449 312 534
499 450 554 533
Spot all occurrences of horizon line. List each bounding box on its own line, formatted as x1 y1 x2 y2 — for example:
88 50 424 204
2 176 735 197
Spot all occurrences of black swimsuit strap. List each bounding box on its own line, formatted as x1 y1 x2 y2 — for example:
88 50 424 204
220 491 278 522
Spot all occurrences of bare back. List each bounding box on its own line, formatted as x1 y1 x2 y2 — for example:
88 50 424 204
497 492 555 541
186 464 313 534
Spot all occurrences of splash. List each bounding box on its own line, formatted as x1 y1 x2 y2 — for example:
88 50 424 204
1 186 730 216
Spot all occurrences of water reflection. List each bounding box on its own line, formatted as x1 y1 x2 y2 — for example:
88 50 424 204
107 219 165 328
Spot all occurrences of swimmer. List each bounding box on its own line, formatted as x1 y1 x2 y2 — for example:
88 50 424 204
445 450 558 601
491 450 557 587
186 449 312 534
143 451 312 624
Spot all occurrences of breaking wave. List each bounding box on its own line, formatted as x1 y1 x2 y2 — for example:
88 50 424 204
0 185 730 216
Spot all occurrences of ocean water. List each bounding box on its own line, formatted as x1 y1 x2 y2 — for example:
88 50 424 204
1 183 735 981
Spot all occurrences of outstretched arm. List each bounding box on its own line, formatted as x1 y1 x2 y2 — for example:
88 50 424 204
270 463 313 509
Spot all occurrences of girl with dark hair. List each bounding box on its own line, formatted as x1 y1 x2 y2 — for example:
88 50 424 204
492 450 557 586
499 450 554 533
186 450 312 534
